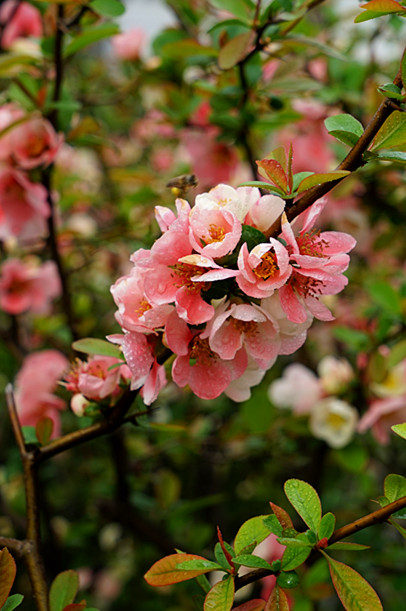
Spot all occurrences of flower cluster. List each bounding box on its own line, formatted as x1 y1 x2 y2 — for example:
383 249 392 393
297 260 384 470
110 184 356 404
0 103 62 241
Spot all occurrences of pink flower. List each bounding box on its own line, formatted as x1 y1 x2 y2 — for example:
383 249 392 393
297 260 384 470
189 204 242 259
224 356 266 402
64 356 130 402
110 266 173 334
111 28 146 61
14 350 69 437
0 167 49 240
261 293 313 355
0 258 61 315
256 534 287 602
202 299 279 369
236 239 291 299
0 1 42 49
268 363 322 414
195 184 258 223
9 115 63 169
279 203 356 323
358 396 406 445
244 192 285 234
165 311 248 400
108 332 166 405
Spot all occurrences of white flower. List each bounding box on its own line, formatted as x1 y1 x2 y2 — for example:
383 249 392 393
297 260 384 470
268 363 322 414
309 398 358 448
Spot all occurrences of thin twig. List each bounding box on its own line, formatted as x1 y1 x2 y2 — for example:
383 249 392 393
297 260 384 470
5 385 49 611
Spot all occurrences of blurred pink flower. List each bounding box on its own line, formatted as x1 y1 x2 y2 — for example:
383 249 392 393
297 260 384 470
0 258 61 315
277 100 334 174
0 0 42 49
15 350 69 436
358 396 406 445
111 28 146 61
8 115 63 169
256 534 287 601
268 363 322 414
0 167 49 240
182 130 240 187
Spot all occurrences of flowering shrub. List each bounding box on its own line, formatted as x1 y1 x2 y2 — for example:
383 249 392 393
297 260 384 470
0 1 406 611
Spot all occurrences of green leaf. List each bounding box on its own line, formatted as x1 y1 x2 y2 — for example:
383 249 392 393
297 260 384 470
233 554 273 570
64 24 120 58
378 83 404 100
204 576 235 611
284 479 322 532
144 554 219 586
318 513 336 541
389 340 406 367
384 474 406 501
0 594 24 611
89 0 125 16
388 518 406 539
371 111 406 151
263 514 283 537
209 0 255 21
327 543 370 551
277 537 312 548
323 553 383 611
49 571 79 611
21 426 39 446
72 338 122 359
0 550 16 609
370 150 406 163
281 545 311 571
354 10 391 23
297 171 350 192
383 474 406 517
333 327 369 350
292 172 313 191
176 559 223 572
208 18 251 34
324 114 364 147
392 423 406 440
276 571 300 589
35 417 53 446
218 31 255 70
214 542 235 571
234 516 271 555
365 280 402 316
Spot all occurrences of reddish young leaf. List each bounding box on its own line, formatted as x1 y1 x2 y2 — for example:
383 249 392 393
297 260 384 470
270 503 293 530
257 159 288 192
217 526 235 570
323 553 383 611
62 602 87 611
144 554 219 586
264 585 290 611
233 600 266 611
0 548 17 608
360 0 406 12
218 31 255 70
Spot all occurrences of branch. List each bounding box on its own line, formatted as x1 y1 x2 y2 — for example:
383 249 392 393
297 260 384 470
235 494 406 592
265 70 403 238
5 385 49 611
35 388 138 463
